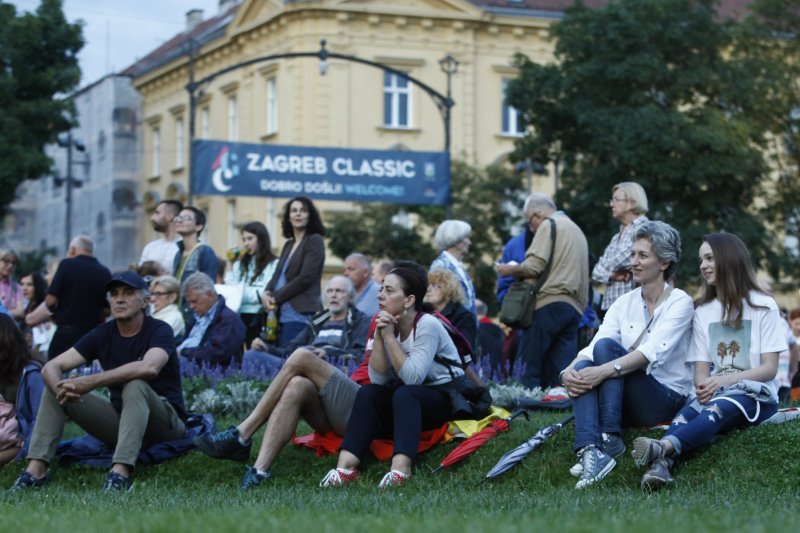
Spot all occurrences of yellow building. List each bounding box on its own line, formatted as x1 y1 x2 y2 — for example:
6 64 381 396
128 0 567 257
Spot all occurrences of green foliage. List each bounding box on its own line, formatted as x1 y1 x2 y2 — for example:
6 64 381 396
327 161 525 312
506 0 795 283
15 246 58 276
0 0 84 214
1 411 799 531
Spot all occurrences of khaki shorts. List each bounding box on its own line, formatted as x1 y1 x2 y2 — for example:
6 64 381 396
318 370 361 436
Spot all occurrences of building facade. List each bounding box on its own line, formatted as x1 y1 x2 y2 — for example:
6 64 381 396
2 75 141 272
129 0 563 257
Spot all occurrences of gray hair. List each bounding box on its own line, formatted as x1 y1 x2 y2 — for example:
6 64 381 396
151 275 180 295
633 220 681 280
345 253 371 269
323 275 356 306
69 235 94 254
523 193 557 216
181 272 216 297
434 220 472 250
613 182 649 215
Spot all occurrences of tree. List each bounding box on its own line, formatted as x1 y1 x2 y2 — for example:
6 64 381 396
327 161 525 312
0 0 84 214
506 0 790 283
735 0 800 278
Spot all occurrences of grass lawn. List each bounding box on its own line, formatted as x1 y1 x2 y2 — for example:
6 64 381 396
1 409 798 532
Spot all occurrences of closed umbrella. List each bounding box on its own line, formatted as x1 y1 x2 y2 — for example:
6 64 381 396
481 415 574 482
432 409 529 473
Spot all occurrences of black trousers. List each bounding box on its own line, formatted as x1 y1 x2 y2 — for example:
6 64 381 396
341 383 452 462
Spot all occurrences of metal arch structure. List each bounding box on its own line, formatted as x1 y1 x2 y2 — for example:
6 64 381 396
185 39 457 207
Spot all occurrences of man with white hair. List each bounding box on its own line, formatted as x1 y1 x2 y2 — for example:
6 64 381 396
243 275 371 370
35 235 111 360
343 253 379 318
497 193 589 390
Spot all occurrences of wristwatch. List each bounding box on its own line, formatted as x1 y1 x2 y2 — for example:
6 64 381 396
613 362 622 378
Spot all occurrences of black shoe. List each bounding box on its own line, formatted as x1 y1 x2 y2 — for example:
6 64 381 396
9 470 50 492
240 467 271 491
640 458 674 492
194 426 251 462
102 471 133 493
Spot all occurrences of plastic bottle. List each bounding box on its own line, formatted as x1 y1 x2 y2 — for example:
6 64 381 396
265 308 278 344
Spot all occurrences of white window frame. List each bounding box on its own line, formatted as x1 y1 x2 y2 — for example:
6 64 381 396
175 117 184 168
383 72 412 129
151 127 161 176
227 95 238 141
502 79 524 137
266 76 278 135
200 106 210 139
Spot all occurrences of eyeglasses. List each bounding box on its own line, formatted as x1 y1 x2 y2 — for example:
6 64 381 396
150 291 171 297
609 197 628 204
173 215 195 222
325 288 348 294
0 258 18 265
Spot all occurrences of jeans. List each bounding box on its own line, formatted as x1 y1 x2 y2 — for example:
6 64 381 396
340 383 452 461
278 320 309 347
242 349 284 372
573 338 687 451
26 380 185 467
517 302 581 389
663 395 777 456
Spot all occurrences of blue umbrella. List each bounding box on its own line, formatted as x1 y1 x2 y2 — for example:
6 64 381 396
481 415 574 482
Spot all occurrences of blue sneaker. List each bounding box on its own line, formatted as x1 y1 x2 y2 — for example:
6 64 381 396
570 433 625 477
194 426 251 462
575 445 616 489
9 470 50 492
102 471 133 493
240 467 271 491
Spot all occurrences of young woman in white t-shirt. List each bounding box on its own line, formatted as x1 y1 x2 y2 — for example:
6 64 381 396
631 232 786 491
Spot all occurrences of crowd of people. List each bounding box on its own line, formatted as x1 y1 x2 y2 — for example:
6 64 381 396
0 186 797 493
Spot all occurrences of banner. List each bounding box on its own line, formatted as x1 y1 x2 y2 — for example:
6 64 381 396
191 140 450 205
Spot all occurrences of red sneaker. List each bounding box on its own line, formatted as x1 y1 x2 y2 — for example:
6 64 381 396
319 468 359 487
378 470 410 489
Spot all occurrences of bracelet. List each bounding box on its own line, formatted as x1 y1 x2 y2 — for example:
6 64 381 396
559 369 568 386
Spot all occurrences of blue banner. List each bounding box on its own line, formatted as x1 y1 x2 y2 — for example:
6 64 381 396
191 140 450 205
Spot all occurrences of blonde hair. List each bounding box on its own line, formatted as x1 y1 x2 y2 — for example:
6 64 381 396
613 182 648 215
428 269 466 306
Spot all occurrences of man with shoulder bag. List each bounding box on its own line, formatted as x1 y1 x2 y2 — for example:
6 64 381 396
497 193 589 390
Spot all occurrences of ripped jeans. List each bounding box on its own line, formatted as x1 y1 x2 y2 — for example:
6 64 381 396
663 395 777 456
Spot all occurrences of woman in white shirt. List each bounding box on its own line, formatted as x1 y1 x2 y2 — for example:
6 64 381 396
631 232 784 491
224 221 278 346
561 221 693 490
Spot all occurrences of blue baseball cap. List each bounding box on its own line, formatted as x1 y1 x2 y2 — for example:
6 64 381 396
105 271 148 291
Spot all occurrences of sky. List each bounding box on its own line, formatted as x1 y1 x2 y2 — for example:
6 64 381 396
8 0 225 87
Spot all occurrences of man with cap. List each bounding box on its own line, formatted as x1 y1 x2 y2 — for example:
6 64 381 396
11 271 187 493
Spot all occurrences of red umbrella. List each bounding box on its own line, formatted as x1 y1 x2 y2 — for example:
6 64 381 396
432 409 529 473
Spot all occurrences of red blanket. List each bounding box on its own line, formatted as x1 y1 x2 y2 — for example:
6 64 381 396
292 424 450 461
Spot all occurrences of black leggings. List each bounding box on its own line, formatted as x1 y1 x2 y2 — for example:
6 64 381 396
341 383 452 461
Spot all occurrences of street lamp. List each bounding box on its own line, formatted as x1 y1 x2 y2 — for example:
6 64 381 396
56 131 87 253
439 55 458 217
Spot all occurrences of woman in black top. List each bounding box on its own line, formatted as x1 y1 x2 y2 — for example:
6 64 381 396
263 197 326 347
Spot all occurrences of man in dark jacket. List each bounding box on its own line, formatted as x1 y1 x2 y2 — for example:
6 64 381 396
178 272 245 366
244 275 370 370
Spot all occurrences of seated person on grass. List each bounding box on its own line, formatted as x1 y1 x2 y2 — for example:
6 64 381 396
10 271 187 492
243 275 370 371
194 337 371 491
178 272 245 367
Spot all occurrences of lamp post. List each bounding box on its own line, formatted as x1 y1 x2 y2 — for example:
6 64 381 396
438 55 458 218
56 131 86 253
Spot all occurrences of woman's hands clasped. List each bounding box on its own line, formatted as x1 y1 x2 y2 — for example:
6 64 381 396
562 364 612 398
